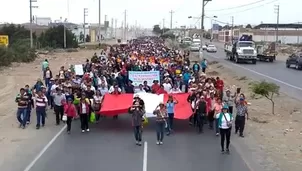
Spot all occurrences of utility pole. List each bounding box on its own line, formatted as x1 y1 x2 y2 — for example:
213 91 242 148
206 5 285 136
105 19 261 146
98 0 101 42
200 0 212 59
169 10 174 29
83 8 88 45
111 18 114 38
104 15 107 39
162 18 165 34
274 5 280 44
29 0 38 48
63 18 67 48
114 19 117 38
124 10 127 41
231 16 234 44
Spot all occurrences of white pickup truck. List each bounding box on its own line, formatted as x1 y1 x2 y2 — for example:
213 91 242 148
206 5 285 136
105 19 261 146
225 41 257 64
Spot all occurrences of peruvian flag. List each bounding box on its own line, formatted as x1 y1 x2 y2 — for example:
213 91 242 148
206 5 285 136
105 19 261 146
100 93 192 119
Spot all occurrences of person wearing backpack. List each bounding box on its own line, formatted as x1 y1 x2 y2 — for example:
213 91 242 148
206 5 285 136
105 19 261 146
218 104 233 154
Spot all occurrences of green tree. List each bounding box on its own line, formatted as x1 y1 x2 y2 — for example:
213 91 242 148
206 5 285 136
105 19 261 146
38 25 78 48
0 24 36 46
250 80 280 114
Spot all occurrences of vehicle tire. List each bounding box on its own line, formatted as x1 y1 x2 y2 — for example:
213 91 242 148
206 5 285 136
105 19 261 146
269 58 274 62
295 63 301 70
252 60 257 64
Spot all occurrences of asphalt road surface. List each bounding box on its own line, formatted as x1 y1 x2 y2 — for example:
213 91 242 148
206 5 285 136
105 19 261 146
24 115 251 171
203 43 302 101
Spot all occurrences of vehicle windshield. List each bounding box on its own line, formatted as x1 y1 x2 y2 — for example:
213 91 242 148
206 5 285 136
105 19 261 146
208 45 215 47
238 42 255 48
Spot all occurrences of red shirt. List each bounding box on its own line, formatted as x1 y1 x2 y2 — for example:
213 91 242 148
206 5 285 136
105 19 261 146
216 80 224 91
64 104 77 117
156 88 167 94
151 84 160 93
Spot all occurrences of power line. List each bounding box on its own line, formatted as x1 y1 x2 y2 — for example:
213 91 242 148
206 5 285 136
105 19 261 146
207 0 266 12
214 0 278 16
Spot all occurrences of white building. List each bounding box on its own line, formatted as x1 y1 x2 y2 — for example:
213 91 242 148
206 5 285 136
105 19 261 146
35 17 51 26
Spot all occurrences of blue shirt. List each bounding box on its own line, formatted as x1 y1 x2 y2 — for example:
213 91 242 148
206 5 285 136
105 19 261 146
166 102 175 114
201 61 207 68
183 73 190 84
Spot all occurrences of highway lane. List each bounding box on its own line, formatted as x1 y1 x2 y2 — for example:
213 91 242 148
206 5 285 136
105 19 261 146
26 115 250 171
202 45 302 101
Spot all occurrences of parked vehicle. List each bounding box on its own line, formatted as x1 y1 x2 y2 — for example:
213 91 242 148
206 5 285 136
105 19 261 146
286 52 302 70
190 43 200 51
206 45 217 53
202 44 207 50
225 41 257 64
256 42 277 62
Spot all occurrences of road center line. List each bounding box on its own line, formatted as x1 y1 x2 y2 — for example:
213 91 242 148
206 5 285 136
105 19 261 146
205 53 302 91
24 125 67 171
143 141 148 171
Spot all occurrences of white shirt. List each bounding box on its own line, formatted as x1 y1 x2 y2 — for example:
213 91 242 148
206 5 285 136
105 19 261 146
219 113 232 129
135 89 146 93
51 84 58 91
108 86 121 93
81 103 87 114
169 88 181 94
162 83 172 92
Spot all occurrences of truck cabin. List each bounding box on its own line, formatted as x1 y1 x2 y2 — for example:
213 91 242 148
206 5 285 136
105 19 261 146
235 41 255 48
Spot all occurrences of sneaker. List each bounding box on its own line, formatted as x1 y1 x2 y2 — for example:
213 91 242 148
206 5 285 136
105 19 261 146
159 141 163 145
42 124 45 127
19 124 22 128
67 131 70 134
36 125 40 129
216 133 219 136
135 141 139 145
86 129 90 132
26 121 30 125
226 149 230 154
239 134 244 138
221 149 225 154
82 130 85 133
21 125 25 129
156 141 160 145
138 142 142 146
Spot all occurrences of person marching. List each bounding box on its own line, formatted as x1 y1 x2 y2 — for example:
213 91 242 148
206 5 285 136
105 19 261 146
153 102 168 145
128 101 145 146
166 95 178 135
64 98 77 134
194 96 207 133
218 104 233 154
35 90 48 129
79 94 90 133
234 94 249 137
15 88 30 129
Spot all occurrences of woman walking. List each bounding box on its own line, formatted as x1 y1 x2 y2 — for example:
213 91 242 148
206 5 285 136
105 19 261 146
213 99 223 136
153 102 168 145
128 101 145 146
166 95 178 135
64 98 77 134
79 95 90 133
218 105 233 154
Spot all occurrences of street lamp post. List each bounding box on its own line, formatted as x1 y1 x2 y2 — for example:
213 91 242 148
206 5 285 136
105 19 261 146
29 0 38 48
83 8 88 45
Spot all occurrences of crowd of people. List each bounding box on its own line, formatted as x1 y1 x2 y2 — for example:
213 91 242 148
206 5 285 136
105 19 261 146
15 36 249 153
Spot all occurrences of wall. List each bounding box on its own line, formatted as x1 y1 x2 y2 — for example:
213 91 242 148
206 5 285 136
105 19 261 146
253 35 302 44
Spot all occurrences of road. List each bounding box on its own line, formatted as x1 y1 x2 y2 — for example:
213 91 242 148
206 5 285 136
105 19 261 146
203 42 302 101
23 116 251 171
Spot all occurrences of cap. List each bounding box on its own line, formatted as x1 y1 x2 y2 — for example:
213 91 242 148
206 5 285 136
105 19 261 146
67 98 73 101
222 104 229 109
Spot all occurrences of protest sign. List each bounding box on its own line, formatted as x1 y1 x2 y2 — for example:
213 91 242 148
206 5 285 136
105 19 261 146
74 64 84 76
128 71 160 86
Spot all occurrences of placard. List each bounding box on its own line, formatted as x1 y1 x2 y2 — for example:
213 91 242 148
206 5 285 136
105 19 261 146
128 71 160 86
74 64 84 76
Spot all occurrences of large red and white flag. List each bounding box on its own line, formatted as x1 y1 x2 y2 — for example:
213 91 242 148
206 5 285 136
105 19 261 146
100 93 192 119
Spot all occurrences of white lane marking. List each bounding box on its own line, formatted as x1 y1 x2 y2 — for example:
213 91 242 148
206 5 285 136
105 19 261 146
143 141 148 171
24 125 67 171
206 53 302 91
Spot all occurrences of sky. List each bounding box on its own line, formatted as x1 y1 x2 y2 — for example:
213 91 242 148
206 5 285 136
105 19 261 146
0 0 299 29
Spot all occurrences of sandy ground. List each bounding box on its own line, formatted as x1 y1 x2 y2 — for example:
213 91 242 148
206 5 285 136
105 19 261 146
0 49 102 170
204 61 302 171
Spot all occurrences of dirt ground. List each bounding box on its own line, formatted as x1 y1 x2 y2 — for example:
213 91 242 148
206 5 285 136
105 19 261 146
0 49 100 169
206 61 302 171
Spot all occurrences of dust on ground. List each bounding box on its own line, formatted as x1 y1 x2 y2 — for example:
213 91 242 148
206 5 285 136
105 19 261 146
0 49 99 169
206 60 302 171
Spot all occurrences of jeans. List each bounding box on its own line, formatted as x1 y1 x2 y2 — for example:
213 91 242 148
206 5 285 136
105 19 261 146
66 116 73 132
27 108 32 122
133 126 142 142
220 128 231 150
197 113 205 133
235 115 245 135
17 108 28 127
166 113 174 133
36 107 46 127
54 105 64 125
215 118 220 134
45 78 50 88
47 93 53 108
156 121 165 141
80 114 89 130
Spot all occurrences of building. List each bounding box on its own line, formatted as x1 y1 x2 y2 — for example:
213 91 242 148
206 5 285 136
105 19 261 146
35 17 52 26
218 23 302 44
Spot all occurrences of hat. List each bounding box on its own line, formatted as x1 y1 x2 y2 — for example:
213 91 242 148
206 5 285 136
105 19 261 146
159 102 164 105
134 94 140 98
67 98 73 101
222 104 229 109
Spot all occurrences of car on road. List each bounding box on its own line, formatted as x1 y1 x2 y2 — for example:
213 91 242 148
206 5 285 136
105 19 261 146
206 45 217 52
202 44 207 50
286 53 302 70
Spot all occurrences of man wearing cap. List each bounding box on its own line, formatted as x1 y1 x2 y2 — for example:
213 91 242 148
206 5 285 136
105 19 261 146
52 88 66 125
